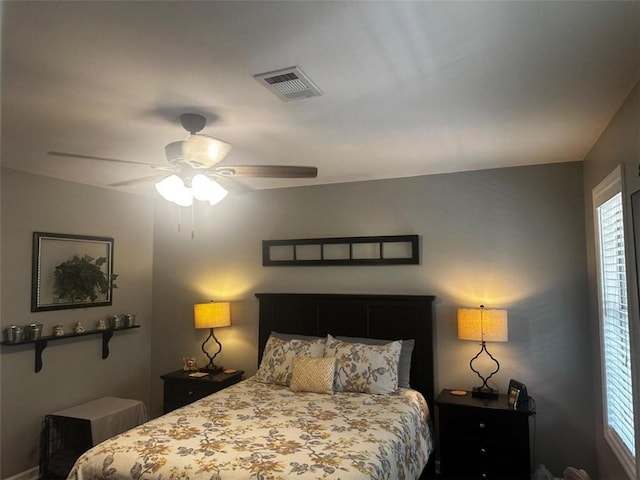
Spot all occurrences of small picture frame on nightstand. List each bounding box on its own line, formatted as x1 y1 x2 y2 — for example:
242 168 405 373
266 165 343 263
507 379 528 410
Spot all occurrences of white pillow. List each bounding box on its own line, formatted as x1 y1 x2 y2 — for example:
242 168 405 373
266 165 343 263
324 334 402 394
254 335 326 386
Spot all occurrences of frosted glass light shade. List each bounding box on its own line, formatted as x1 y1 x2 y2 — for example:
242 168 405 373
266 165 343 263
155 175 184 201
458 307 508 342
192 173 212 201
155 175 194 206
194 302 231 329
173 187 194 207
207 179 228 205
183 134 232 165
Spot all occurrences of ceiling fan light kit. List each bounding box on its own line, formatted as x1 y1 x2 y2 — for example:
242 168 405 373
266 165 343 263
155 174 228 207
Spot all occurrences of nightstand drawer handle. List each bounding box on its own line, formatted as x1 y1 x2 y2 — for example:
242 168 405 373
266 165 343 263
187 390 194 396
481 474 487 479
480 448 487 454
479 422 486 429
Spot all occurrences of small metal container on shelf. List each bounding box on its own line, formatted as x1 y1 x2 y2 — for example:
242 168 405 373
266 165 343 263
28 323 43 340
122 313 137 327
107 315 123 329
4 325 25 343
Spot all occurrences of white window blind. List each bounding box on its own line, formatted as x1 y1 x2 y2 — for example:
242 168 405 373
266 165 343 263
594 166 636 479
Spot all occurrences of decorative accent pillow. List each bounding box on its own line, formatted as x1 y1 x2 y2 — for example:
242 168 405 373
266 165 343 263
290 356 336 394
336 335 415 388
254 335 326 386
324 334 402 394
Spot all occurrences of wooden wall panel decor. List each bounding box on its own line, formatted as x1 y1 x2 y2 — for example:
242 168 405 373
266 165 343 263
262 235 419 266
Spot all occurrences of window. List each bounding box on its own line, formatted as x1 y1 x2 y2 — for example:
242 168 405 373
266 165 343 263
593 165 636 478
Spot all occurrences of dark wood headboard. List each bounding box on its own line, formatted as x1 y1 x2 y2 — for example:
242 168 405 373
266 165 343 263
255 293 436 409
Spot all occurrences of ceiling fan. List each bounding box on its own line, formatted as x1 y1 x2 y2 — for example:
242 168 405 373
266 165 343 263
48 113 318 207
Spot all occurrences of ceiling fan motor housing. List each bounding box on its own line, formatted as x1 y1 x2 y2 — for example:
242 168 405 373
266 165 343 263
180 113 206 134
165 140 214 169
165 138 232 169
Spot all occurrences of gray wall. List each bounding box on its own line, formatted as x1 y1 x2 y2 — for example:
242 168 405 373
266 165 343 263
582 80 640 480
0 82 635 479
150 161 592 476
0 161 593 478
0 169 154 478
0 83 635 480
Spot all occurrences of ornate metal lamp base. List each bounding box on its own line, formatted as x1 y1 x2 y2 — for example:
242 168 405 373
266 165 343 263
472 386 499 399
200 328 223 373
469 340 501 400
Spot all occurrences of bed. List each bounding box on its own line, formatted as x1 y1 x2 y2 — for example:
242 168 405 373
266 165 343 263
69 293 436 480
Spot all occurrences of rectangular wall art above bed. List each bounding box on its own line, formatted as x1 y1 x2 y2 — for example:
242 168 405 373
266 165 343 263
68 293 437 480
262 235 420 266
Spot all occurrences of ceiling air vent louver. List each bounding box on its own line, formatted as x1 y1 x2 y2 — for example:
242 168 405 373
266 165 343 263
254 66 322 102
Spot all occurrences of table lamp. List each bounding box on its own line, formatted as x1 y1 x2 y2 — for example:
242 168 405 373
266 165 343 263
194 301 231 372
458 305 508 399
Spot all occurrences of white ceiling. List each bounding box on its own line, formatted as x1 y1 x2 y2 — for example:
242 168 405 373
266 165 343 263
2 1 639 196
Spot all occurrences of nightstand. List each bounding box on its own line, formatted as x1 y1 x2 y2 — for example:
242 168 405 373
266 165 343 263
435 389 534 479
160 369 244 413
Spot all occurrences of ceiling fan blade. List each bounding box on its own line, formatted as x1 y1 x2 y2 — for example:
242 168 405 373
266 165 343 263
108 174 169 187
150 165 179 172
48 151 169 169
208 173 252 194
213 165 318 178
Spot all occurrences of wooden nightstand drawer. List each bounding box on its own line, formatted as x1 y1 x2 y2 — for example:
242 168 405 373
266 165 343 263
161 369 244 413
440 435 529 478
440 406 517 439
165 382 215 406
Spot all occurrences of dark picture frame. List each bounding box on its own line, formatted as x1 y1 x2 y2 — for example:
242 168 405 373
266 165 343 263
31 232 115 312
262 235 420 266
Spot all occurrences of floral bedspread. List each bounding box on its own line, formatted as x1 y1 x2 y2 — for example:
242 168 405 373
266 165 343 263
69 379 433 480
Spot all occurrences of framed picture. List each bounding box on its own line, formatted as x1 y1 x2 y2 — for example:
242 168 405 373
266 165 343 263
262 235 420 266
31 232 116 312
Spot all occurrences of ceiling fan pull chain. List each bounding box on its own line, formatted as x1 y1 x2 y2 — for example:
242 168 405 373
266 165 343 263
191 205 195 240
177 205 182 233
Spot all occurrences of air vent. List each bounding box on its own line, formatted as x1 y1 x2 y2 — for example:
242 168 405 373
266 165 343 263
254 66 322 102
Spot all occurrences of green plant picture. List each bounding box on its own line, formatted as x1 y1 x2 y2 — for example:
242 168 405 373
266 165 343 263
53 254 118 302
31 232 117 312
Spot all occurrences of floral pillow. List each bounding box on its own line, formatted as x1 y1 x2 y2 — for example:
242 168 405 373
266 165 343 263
254 335 326 386
324 334 402 394
335 335 415 388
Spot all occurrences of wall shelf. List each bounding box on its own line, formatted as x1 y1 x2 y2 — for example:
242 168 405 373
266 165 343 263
0 325 140 373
